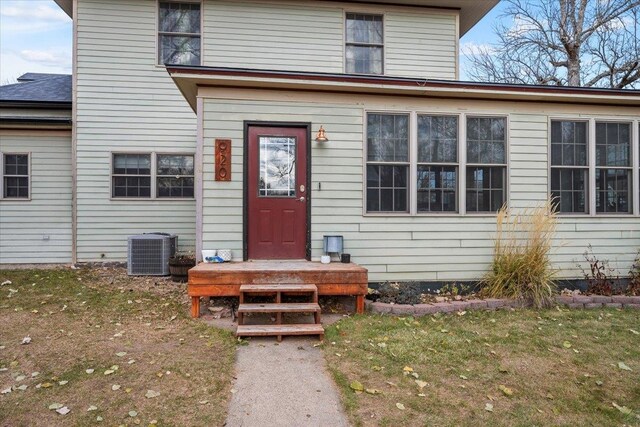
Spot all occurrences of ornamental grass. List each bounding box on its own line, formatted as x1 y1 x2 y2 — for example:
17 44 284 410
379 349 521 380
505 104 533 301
481 199 558 308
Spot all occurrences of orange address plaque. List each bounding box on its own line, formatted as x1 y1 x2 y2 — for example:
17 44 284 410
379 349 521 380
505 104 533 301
215 139 231 181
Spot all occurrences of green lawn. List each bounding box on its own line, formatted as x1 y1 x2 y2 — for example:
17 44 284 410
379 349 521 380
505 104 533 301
324 309 640 426
0 268 236 426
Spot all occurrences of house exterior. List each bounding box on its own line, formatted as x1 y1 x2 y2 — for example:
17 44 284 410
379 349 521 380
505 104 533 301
1 0 639 283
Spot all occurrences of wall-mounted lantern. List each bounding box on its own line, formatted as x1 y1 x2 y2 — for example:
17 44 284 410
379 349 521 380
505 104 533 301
315 126 328 143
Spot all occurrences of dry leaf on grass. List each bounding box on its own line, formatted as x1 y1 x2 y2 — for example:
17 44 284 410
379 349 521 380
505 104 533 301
617 362 632 371
396 403 405 410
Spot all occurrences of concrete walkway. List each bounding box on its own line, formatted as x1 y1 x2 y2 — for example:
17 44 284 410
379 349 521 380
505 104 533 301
225 337 350 427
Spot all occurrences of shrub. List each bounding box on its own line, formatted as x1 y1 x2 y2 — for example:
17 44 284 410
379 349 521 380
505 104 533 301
628 252 640 296
580 245 617 295
377 281 422 305
481 200 558 308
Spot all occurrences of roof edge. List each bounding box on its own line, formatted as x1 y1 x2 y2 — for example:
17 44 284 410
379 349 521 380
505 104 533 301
53 0 73 18
0 101 72 110
167 65 640 111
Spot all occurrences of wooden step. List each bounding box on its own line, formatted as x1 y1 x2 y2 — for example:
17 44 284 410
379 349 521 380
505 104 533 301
236 324 324 337
240 284 317 293
238 303 321 313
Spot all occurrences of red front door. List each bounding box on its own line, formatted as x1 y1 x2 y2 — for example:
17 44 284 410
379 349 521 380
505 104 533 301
247 126 308 259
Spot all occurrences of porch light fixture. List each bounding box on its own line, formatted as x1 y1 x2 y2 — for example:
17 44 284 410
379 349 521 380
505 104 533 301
323 235 343 255
315 126 328 143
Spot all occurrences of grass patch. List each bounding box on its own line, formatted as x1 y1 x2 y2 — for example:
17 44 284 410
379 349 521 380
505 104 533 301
324 309 640 426
0 267 236 426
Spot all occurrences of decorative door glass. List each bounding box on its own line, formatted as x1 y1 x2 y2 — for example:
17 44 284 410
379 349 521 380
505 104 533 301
258 136 296 197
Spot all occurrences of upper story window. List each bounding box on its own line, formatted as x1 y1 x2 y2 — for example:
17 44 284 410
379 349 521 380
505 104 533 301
158 1 201 66
345 13 383 75
2 153 29 199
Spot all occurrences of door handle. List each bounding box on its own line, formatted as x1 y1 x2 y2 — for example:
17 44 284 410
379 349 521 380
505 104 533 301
299 196 306 202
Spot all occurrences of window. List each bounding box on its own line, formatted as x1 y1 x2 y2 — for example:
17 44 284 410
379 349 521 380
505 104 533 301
595 122 632 213
158 1 201 65
417 115 458 212
466 117 507 212
112 154 151 198
366 113 409 212
345 13 383 75
2 154 29 199
157 154 194 198
550 121 588 213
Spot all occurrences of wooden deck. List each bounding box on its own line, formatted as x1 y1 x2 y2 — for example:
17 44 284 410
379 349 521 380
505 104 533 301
187 260 368 318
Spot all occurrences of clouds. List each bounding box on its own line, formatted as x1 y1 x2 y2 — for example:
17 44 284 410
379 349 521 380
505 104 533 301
2 2 69 21
0 1 72 83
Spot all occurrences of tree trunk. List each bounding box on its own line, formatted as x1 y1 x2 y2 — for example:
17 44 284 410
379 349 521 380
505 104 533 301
567 51 581 86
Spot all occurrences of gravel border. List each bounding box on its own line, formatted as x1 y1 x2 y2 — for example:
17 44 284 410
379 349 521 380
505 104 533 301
366 295 640 315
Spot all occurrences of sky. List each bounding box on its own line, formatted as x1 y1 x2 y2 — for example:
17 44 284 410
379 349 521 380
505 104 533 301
0 0 506 83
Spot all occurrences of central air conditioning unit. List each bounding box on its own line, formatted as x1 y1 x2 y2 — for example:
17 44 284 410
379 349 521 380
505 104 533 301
127 232 177 276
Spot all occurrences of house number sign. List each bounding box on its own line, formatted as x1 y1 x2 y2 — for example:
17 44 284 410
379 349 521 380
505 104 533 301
215 139 231 181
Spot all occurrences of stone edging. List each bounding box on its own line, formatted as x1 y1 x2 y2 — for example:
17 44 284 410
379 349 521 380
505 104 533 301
365 295 640 316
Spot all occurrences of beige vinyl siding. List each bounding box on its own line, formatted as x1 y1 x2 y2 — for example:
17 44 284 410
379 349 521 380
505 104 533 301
202 0 457 79
76 0 196 261
0 131 72 264
385 11 457 79
202 90 639 282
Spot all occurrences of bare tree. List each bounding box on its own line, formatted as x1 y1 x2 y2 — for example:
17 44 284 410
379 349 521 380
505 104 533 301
465 0 640 89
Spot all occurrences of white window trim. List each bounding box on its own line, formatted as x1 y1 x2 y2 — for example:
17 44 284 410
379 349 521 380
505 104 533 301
156 0 203 67
110 151 195 201
547 118 591 216
413 112 461 215
548 116 638 217
0 151 31 202
363 110 411 215
344 11 385 76
464 114 510 215
362 111 510 217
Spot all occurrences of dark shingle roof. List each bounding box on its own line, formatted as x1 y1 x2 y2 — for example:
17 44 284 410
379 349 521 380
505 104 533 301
0 73 72 103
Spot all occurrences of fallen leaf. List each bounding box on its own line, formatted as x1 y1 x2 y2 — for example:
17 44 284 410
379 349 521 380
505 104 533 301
562 341 572 349
618 362 632 371
41 382 53 388
350 381 364 392
116 352 127 357
595 380 603 386
111 384 121 391
230 388 237 394
365 388 381 395
415 380 428 389
15 375 26 382
58 380 68 386
1 388 11 395
128 411 138 417
16 384 27 391
96 416 103 422
21 337 31 345
396 403 405 410
49 403 63 410
145 390 161 399
403 366 414 372
86 369 94 374
629 329 639 335
87 405 98 411
56 406 70 415
612 402 632 415
499 385 514 397
372 366 383 371
485 403 494 412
